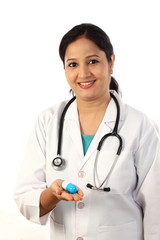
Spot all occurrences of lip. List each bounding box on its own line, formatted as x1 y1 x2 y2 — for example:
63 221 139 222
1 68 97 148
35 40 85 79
78 80 96 89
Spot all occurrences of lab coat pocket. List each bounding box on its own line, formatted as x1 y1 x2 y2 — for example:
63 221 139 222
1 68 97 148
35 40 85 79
97 221 137 240
50 216 65 240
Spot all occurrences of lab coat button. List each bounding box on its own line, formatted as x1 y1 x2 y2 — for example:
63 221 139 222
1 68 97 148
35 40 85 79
78 171 86 178
78 202 85 209
76 237 83 240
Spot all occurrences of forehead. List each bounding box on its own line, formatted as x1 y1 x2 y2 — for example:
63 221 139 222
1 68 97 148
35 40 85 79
65 37 105 59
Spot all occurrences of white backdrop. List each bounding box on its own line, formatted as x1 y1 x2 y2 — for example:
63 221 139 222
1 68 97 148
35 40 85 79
0 0 160 239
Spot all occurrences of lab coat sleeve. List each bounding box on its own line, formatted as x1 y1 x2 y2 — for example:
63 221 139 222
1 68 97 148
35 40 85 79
14 112 50 225
134 122 160 239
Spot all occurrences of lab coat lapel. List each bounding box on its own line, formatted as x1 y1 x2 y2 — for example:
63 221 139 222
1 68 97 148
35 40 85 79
104 91 125 131
82 121 112 165
80 104 114 168
80 91 125 168
64 99 113 166
64 100 84 161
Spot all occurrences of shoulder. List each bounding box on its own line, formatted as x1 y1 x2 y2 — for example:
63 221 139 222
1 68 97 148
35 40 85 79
125 104 156 128
113 90 158 132
36 100 68 128
124 103 159 142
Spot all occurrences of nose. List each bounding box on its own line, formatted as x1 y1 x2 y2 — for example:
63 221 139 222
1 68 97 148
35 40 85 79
78 64 91 79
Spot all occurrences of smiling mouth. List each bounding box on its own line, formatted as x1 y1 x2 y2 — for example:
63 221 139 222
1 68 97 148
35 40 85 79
78 80 96 89
79 80 95 86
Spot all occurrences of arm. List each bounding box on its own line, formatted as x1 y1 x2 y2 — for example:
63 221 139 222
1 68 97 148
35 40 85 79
14 107 83 224
134 124 160 239
14 111 52 224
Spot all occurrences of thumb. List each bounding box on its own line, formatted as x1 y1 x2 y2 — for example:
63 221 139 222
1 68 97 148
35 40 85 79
55 185 63 195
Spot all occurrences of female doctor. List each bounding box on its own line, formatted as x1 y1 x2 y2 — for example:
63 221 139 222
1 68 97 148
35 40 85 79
14 23 160 240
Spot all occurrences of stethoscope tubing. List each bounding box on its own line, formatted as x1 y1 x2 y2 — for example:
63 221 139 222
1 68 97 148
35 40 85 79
97 132 122 155
57 96 76 155
52 92 123 192
93 150 119 190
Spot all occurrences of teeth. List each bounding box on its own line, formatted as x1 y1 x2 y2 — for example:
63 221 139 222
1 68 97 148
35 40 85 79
79 81 94 86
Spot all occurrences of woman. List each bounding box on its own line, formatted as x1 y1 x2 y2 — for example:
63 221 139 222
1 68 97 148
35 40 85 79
14 23 160 240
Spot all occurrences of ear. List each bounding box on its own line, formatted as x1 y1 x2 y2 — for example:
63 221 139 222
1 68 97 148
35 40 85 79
110 54 115 74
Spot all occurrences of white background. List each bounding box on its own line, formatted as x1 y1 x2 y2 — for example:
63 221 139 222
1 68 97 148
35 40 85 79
0 0 160 239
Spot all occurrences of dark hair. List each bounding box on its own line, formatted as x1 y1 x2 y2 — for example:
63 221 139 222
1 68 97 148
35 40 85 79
59 23 119 93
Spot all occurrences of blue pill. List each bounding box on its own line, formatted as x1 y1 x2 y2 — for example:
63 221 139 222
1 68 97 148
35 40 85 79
62 181 78 194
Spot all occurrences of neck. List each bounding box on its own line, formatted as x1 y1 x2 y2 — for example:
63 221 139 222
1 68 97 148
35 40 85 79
76 93 111 135
76 93 111 115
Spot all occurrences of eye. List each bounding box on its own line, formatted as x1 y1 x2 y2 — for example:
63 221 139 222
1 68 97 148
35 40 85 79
68 62 78 68
88 59 99 65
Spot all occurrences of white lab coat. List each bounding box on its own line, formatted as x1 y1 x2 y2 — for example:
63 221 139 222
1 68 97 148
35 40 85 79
14 91 160 240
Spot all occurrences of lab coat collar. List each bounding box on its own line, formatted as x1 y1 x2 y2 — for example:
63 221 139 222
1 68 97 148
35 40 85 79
64 90 125 126
103 90 125 126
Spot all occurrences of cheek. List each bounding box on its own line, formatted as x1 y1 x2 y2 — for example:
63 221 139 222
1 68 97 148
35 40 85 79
95 64 110 79
97 69 110 82
65 70 76 83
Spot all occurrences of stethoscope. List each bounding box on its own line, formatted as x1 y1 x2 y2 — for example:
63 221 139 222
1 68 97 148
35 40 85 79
52 92 123 192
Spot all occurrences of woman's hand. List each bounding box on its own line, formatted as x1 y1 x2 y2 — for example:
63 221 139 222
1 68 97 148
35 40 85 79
40 179 84 217
50 179 84 201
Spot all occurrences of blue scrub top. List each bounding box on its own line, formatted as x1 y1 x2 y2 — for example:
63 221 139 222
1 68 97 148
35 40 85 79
81 134 95 155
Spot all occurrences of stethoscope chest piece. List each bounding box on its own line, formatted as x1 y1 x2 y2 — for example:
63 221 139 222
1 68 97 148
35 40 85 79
52 155 65 170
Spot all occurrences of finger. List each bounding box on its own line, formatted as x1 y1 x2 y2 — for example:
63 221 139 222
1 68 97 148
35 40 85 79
54 184 63 195
73 192 84 201
77 188 84 197
56 188 62 195
60 191 74 201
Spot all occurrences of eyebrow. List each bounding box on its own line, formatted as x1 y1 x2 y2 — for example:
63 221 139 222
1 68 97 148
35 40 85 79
86 54 101 59
66 54 101 62
66 58 77 62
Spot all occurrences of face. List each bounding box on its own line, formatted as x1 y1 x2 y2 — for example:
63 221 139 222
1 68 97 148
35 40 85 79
64 37 115 102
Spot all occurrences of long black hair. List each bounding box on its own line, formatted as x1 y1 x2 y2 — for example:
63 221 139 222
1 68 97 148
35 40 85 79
59 23 119 93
